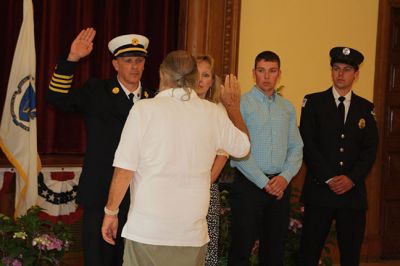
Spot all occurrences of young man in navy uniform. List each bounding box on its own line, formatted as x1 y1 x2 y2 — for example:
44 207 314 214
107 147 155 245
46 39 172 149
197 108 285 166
298 47 379 266
46 27 154 265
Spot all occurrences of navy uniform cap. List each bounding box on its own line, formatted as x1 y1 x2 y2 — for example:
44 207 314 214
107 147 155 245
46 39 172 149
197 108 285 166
108 34 149 58
329 47 364 69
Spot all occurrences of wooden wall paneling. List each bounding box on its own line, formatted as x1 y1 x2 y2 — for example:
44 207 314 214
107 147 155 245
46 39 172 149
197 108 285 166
178 0 208 55
222 0 241 77
207 0 224 76
362 0 386 261
178 0 241 77
369 0 400 260
363 0 388 260
381 2 400 257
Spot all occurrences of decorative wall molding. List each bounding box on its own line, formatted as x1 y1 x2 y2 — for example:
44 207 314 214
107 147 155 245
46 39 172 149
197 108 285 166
178 0 241 77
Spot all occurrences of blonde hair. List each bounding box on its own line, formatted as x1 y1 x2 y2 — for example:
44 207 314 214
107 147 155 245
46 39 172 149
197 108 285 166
160 50 198 100
195 55 222 104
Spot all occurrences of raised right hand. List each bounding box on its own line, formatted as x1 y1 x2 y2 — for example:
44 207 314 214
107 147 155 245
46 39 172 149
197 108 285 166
220 74 241 110
67 27 96 62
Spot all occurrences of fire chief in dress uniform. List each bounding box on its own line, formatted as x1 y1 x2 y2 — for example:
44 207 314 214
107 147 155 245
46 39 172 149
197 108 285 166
46 27 155 266
298 47 379 266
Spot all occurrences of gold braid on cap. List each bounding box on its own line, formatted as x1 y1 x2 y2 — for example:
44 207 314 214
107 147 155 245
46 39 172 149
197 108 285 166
114 47 147 57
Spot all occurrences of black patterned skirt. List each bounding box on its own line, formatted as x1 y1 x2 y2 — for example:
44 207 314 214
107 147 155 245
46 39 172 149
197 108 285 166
205 183 220 266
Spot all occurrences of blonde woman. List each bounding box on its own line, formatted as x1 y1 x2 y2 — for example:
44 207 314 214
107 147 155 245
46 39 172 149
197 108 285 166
196 55 228 266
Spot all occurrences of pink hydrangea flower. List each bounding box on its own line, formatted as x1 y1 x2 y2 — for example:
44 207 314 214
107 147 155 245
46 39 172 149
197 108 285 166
1 257 22 266
289 218 303 233
32 234 63 251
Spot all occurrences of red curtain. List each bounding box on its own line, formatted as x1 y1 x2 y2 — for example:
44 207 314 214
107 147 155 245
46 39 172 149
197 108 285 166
0 0 179 154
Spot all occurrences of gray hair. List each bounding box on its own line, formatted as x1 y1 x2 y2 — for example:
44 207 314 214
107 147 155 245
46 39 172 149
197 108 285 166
160 50 198 100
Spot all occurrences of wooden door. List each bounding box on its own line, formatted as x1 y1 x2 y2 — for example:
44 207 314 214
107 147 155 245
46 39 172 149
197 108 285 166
381 5 400 259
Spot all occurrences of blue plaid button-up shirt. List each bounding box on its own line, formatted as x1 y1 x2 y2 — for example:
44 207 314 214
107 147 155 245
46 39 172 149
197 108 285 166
231 86 303 188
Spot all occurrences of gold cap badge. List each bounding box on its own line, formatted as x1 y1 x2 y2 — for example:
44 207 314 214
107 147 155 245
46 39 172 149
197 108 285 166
358 118 366 129
112 87 120 94
132 38 139 46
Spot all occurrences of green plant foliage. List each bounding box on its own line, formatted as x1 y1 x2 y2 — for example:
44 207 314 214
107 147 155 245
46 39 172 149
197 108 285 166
0 206 73 266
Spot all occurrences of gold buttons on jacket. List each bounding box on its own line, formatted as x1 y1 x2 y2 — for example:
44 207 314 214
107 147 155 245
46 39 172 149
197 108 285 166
341 134 345 139
339 161 344 166
358 118 366 129
340 148 344 152
112 87 120 94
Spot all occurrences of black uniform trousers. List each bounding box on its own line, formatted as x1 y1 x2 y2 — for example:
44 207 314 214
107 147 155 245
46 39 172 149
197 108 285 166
82 192 130 266
228 170 291 266
298 205 366 266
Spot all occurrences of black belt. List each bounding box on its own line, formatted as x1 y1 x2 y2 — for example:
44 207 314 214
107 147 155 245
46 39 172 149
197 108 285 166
265 173 279 178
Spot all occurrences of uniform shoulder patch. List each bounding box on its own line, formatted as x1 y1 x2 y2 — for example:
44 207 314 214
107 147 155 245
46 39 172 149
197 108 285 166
371 109 377 121
302 97 308 107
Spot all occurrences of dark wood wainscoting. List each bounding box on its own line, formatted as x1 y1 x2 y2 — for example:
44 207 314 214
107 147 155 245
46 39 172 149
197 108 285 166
178 0 241 77
374 0 400 259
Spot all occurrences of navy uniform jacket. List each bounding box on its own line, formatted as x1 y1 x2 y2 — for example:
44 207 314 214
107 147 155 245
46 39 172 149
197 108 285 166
299 88 378 210
46 60 155 208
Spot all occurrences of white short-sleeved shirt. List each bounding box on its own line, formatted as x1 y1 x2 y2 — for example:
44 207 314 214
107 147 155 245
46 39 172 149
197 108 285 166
113 88 250 247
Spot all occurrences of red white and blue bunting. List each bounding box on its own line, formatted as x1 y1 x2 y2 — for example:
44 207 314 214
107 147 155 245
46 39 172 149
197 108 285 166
0 167 82 224
37 167 82 224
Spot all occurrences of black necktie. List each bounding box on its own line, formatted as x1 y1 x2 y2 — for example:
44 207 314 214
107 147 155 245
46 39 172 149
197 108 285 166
128 93 134 107
338 96 345 124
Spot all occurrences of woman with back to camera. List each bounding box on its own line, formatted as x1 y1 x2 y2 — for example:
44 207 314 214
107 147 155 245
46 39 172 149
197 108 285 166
196 55 229 266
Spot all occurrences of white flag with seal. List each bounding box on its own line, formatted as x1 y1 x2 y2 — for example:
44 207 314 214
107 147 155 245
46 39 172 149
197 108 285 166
0 0 41 217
